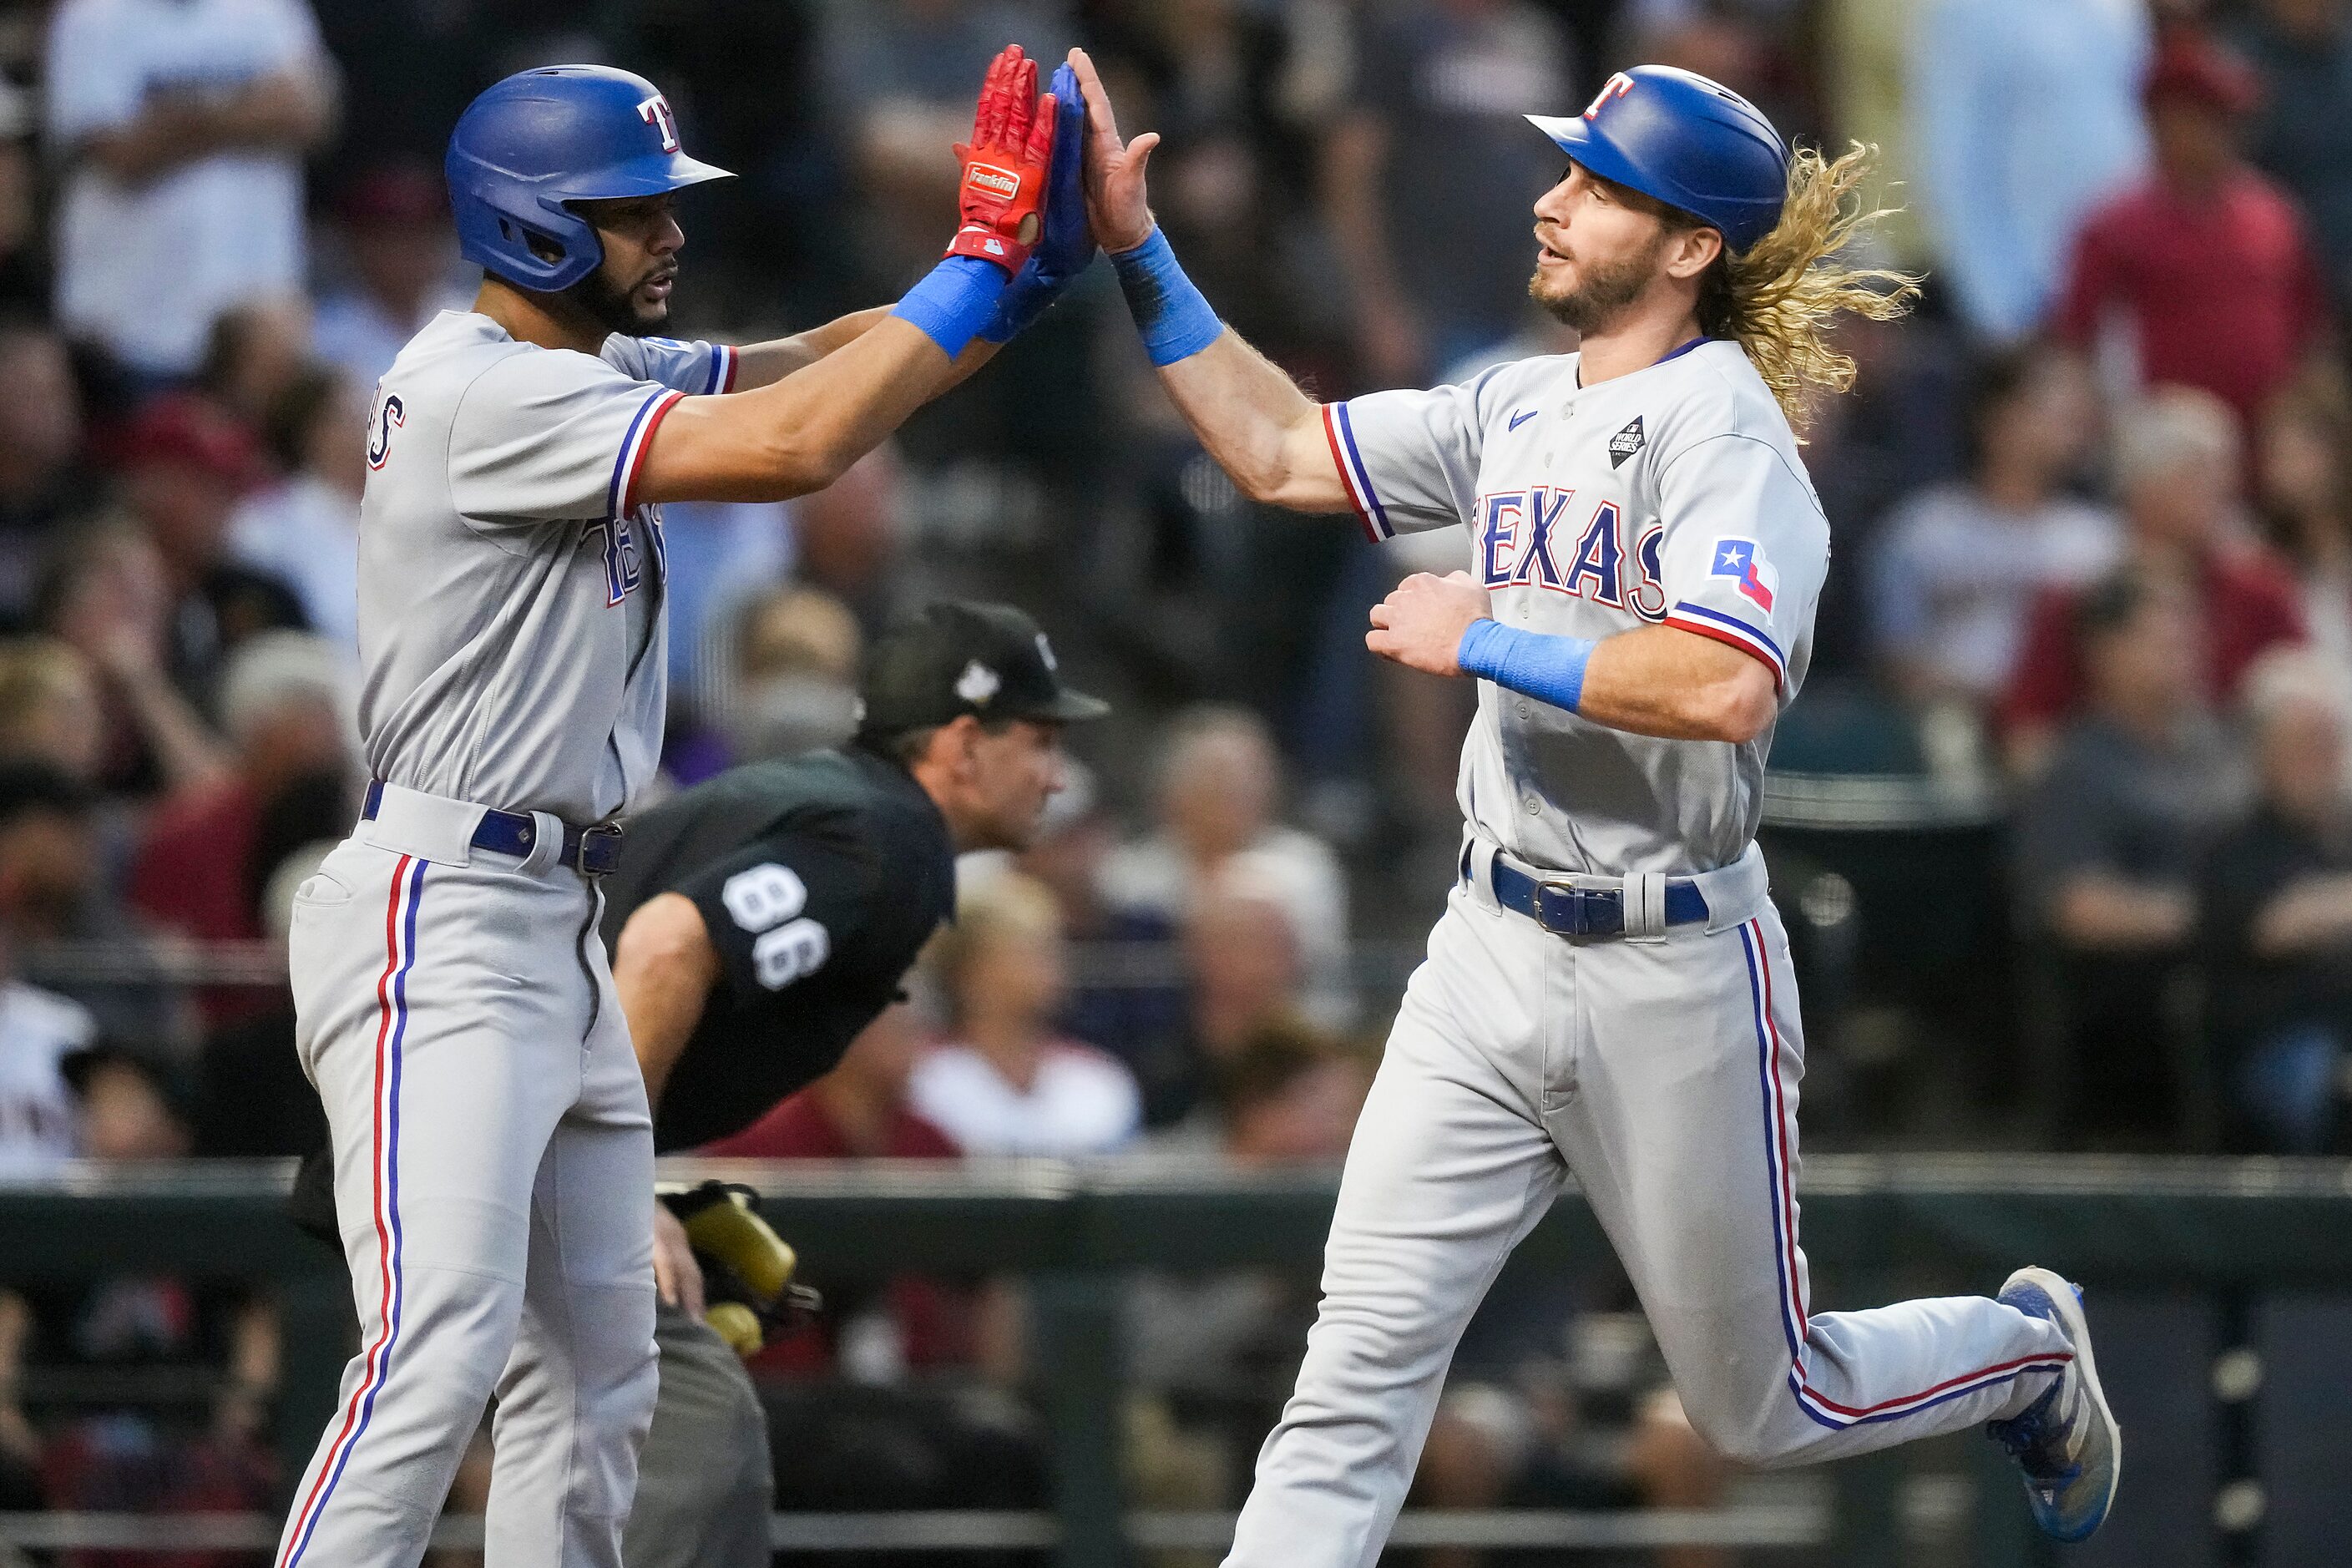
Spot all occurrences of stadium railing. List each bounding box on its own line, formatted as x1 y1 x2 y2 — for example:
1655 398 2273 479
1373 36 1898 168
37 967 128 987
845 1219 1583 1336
2 1155 2347 1565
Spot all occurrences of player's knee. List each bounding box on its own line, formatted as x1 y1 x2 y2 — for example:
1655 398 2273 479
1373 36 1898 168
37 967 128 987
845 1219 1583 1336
1674 1384 1796 1470
1697 1420 1783 1469
402 1267 530 1404
590 1300 663 1434
611 1344 663 1454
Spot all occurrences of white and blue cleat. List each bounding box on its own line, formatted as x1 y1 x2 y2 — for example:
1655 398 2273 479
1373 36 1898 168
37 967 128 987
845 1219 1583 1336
1986 1266 2122 1541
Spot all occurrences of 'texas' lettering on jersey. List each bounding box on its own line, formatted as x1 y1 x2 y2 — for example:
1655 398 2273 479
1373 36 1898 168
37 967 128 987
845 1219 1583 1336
1476 486 1667 621
367 392 404 470
585 508 665 608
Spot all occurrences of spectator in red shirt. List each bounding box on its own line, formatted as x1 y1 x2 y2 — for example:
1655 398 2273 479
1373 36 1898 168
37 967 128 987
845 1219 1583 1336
2002 386 2307 771
128 630 353 1026
700 1003 958 1162
2053 29 2331 436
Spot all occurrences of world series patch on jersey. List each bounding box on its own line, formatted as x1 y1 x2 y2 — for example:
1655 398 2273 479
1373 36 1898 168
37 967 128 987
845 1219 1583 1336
1325 337 1828 877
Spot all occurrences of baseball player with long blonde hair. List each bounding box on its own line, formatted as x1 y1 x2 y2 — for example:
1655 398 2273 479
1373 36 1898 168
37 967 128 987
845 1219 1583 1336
1068 53 2122 1560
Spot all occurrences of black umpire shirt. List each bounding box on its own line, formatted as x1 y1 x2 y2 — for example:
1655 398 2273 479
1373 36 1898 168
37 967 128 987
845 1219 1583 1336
600 742 957 1152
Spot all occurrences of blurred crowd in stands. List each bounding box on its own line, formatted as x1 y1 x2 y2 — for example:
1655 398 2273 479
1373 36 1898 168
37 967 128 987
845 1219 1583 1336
5 0 2352 1556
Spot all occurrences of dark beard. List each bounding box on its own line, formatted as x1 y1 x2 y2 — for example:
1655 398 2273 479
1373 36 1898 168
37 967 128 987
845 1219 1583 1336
565 266 669 338
1530 231 1667 335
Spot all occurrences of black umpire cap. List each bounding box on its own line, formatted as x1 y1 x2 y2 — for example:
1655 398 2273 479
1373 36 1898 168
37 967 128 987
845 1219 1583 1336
857 600 1110 736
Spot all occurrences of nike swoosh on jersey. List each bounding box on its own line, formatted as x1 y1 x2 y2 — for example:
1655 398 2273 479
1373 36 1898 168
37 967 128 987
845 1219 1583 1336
1508 408 1539 431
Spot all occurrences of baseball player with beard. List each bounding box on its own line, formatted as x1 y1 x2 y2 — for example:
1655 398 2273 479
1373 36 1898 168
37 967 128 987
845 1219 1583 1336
276 51 1084 1568
1066 53 2122 1559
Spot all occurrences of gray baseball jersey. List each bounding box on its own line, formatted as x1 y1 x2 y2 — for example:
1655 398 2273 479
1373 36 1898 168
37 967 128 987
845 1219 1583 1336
273 316 742 1568
357 313 741 824
1222 337 2079 1568
1325 337 1826 876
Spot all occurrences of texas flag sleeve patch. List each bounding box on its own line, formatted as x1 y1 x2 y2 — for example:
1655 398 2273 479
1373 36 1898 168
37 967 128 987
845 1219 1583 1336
1709 537 1777 612
1667 534 1791 690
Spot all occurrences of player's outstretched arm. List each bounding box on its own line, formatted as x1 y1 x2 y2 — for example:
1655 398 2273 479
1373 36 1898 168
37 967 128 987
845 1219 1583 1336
1368 571 1778 744
1068 48 1349 514
637 46 1057 502
721 306 897 391
636 316 999 502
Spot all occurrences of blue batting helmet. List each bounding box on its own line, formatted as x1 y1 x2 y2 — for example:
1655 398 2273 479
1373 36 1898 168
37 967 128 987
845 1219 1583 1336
445 65 733 291
1527 67 1788 253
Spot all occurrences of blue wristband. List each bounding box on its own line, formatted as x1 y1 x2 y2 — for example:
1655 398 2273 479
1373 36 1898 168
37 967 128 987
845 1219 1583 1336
1110 228 1222 367
1457 618 1596 714
891 255 1011 359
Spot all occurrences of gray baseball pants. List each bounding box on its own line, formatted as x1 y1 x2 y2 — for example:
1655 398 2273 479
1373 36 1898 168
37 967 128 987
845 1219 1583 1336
622 1298 774 1568
1224 854 2076 1568
275 787 659 1568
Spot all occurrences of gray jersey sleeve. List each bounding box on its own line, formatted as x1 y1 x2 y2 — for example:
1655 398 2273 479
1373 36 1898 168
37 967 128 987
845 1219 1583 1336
1654 433 1828 693
1324 372 1501 539
448 351 684 524
602 334 739 396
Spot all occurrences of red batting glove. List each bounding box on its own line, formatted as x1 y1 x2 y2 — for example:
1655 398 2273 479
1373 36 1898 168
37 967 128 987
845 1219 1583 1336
946 45 1057 275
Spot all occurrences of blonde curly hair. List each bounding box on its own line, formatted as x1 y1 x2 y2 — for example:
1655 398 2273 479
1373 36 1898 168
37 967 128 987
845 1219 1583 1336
1673 142 1920 432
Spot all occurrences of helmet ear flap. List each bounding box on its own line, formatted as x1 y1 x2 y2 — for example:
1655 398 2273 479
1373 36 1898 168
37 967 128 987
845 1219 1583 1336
508 204 605 281
446 159 604 291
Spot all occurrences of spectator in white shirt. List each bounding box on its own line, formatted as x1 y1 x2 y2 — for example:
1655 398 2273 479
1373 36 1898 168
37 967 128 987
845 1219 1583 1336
909 872 1141 1157
1869 346 2120 707
43 0 332 381
1909 0 2150 341
310 163 472 393
1100 705 1355 1032
229 365 362 653
0 938 98 1180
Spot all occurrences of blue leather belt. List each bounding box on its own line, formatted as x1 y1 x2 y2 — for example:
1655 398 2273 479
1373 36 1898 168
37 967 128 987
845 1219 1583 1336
1470 847 1709 938
362 781 625 876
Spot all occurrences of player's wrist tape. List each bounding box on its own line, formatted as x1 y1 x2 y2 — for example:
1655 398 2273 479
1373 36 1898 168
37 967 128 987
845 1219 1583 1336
1457 618 1595 714
892 255 1012 359
1110 228 1222 367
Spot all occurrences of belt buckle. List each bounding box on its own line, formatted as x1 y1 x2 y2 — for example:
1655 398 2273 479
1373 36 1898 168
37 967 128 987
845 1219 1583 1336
1535 880 1620 938
574 823 623 876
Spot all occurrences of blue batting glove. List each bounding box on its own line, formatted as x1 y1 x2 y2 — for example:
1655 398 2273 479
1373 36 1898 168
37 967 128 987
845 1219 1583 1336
979 62 1096 343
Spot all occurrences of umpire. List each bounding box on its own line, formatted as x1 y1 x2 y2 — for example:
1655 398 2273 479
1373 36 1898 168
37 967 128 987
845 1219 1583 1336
602 599 1107 1568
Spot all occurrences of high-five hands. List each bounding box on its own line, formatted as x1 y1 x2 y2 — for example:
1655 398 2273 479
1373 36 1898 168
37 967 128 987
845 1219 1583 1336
981 60 1097 343
948 45 1058 274
1065 47 1157 253
1368 572 1495 677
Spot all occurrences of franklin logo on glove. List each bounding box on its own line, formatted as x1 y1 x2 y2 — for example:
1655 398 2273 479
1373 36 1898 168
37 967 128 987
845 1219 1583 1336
966 163 1022 199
